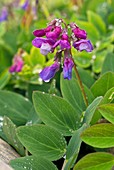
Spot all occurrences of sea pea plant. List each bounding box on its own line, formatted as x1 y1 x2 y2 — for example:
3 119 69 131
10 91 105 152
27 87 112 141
1 18 114 170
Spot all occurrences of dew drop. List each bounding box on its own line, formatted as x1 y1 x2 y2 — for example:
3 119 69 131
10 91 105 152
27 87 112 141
42 92 45 94
44 79 50 83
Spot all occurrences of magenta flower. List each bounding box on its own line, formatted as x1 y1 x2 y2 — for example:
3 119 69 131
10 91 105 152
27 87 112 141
0 7 8 22
46 26 61 40
73 39 93 52
53 39 71 50
33 26 53 37
33 29 46 37
70 23 87 39
9 55 23 73
63 57 74 80
32 37 55 55
72 27 87 39
39 62 60 82
32 19 93 81
53 33 71 50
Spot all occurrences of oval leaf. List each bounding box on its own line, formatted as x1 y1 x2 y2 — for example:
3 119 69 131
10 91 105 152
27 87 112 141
82 96 103 125
33 91 80 136
61 76 94 115
87 11 106 35
81 123 114 148
17 125 67 161
0 90 35 125
102 53 114 74
73 152 114 170
0 69 10 89
3 116 25 156
91 72 114 97
10 156 58 170
98 104 114 124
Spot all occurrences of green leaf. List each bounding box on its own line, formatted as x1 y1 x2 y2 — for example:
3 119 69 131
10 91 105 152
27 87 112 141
87 11 106 35
98 104 114 124
28 83 50 101
33 91 80 136
0 90 34 125
10 156 58 170
91 72 114 97
91 87 114 124
81 123 114 148
30 46 46 66
73 152 114 170
82 96 103 125
108 12 114 25
0 22 6 37
3 117 25 156
76 21 100 44
61 76 85 113
0 69 11 89
61 76 94 114
66 124 87 159
102 53 114 74
73 67 95 88
101 87 114 104
73 51 92 68
92 50 107 73
64 124 87 170
17 125 67 161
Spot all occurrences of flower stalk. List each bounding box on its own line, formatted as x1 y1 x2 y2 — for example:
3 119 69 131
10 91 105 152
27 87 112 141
73 58 88 107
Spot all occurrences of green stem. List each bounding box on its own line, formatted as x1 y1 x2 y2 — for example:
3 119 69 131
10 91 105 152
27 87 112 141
73 59 88 107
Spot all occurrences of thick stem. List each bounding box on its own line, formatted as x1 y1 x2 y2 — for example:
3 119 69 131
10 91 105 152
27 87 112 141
73 59 88 107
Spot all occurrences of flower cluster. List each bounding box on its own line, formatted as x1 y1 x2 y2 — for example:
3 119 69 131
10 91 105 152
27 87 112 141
9 49 24 73
32 19 93 82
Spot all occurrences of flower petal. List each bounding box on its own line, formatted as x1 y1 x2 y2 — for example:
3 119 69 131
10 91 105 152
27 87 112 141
73 39 93 52
63 57 74 80
40 62 60 81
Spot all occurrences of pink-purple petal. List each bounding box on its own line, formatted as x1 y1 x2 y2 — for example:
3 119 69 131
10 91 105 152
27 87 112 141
40 62 60 82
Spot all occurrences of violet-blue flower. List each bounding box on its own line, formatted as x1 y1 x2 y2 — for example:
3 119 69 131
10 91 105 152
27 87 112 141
73 39 93 52
21 0 29 10
39 62 60 82
0 7 8 22
63 57 74 80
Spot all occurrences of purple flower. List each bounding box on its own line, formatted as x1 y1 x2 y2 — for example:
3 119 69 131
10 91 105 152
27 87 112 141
40 62 60 82
33 26 53 37
32 37 55 55
46 26 61 40
63 57 74 80
0 7 8 22
72 27 87 39
21 0 29 10
9 55 23 73
52 33 71 50
73 39 93 52
33 29 46 37
53 39 71 50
